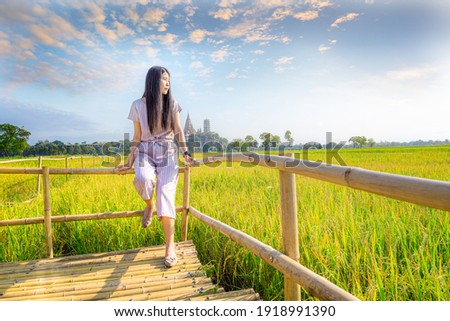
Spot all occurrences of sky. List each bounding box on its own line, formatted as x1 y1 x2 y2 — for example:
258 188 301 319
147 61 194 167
0 0 449 145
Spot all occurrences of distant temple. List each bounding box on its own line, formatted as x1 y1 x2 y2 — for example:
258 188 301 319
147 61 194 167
183 114 211 138
183 114 196 137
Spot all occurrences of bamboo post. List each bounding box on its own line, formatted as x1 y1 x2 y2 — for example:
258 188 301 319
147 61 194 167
279 153 301 300
36 156 42 194
65 156 69 182
181 166 191 241
42 166 53 258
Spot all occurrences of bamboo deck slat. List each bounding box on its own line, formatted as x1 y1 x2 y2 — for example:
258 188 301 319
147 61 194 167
0 240 259 301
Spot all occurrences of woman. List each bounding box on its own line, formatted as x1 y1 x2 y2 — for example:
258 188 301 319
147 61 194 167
116 66 192 268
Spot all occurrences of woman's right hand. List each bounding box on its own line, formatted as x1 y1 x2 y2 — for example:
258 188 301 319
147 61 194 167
115 163 132 174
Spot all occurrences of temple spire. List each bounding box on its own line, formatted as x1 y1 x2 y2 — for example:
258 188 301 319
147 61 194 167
183 113 196 136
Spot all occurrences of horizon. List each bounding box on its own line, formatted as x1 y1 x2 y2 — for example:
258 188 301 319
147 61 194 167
1 1 449 145
21 132 450 147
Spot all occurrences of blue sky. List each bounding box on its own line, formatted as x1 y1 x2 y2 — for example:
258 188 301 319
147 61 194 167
1 0 449 145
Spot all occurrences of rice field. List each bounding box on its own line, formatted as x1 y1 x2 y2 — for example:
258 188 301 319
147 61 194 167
0 146 449 301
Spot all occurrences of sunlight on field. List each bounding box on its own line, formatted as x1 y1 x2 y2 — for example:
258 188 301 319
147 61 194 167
0 146 449 301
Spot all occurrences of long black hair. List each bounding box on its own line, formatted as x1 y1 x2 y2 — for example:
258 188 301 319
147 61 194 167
142 66 174 134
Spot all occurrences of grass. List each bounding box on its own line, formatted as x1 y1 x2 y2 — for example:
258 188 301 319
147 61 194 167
0 146 449 301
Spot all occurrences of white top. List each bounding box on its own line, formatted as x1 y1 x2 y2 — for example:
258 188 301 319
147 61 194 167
128 97 182 141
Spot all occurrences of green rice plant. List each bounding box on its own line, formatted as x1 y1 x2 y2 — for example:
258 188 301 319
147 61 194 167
0 146 449 300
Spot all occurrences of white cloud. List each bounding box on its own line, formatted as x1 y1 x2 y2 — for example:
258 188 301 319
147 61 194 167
211 8 237 20
318 39 337 52
226 68 239 78
226 68 248 79
319 44 331 52
133 38 152 46
189 61 204 69
271 8 293 21
29 25 67 48
211 48 229 62
151 33 178 46
9 6 94 49
189 61 212 77
274 56 295 65
293 10 319 21
113 21 134 37
145 47 159 59
221 20 257 39
94 23 118 42
0 2 36 24
255 0 296 9
189 29 214 44
274 56 295 73
126 7 140 24
386 66 437 81
161 0 193 9
85 3 106 23
221 20 290 44
219 0 245 7
0 31 14 56
158 23 169 32
142 8 166 25
331 13 360 29
304 0 333 9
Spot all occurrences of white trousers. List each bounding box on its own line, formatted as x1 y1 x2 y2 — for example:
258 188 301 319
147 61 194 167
133 141 178 220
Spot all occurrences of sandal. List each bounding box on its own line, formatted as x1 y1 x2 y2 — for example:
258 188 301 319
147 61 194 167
164 256 178 268
141 204 155 228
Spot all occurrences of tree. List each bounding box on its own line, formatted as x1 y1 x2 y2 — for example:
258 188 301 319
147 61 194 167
349 136 368 148
0 123 31 156
303 142 322 150
259 132 280 150
81 145 97 155
244 135 258 151
368 138 376 148
190 131 228 153
325 141 337 149
284 130 294 147
72 143 82 155
53 140 67 154
227 139 244 152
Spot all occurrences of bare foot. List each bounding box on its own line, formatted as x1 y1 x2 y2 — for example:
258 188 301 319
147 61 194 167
141 203 155 228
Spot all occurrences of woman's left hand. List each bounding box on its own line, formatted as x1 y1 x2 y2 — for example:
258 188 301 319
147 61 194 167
183 154 197 166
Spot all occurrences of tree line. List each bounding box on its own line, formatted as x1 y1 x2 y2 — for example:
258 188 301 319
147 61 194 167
1 123 448 157
0 123 130 157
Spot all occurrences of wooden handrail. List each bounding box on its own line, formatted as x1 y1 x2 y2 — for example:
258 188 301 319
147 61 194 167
189 206 359 301
0 207 184 227
0 167 186 175
196 153 450 212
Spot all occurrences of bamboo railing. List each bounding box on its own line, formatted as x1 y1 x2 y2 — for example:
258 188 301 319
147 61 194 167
0 155 117 195
1 152 449 302
188 206 358 301
196 153 450 212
